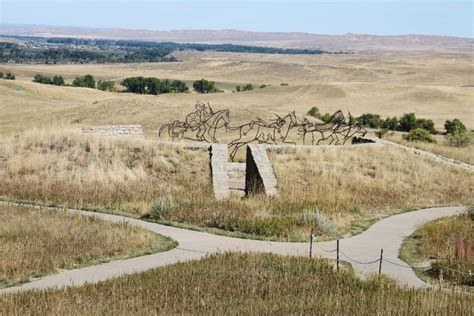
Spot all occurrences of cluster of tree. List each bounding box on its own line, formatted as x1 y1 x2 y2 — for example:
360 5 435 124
193 79 221 93
354 112 436 134
0 43 176 64
0 71 15 80
73 74 96 88
33 74 65 86
235 84 254 92
43 37 341 55
97 80 115 92
121 77 188 95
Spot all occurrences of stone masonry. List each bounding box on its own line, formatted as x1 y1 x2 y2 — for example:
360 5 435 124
82 125 145 138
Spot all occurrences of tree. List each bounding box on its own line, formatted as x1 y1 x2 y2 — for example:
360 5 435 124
52 75 65 86
33 74 52 84
73 74 96 88
4 72 15 80
445 131 471 148
398 113 417 132
415 118 436 134
356 113 383 129
402 128 435 143
444 119 466 135
381 117 398 130
193 79 219 93
235 85 241 92
0 72 4 79
242 83 253 91
307 106 320 118
121 76 146 94
97 80 115 91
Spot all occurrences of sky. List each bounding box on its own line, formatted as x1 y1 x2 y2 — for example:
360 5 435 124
0 1 472 37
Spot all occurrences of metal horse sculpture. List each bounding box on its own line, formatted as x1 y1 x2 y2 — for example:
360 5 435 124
159 103 367 160
227 111 298 161
159 102 230 143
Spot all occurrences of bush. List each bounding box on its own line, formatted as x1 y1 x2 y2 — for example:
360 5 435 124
73 74 96 88
398 113 417 132
52 75 65 86
242 83 253 91
235 85 241 92
97 80 115 92
0 72 3 79
151 197 174 219
445 131 471 148
3 72 15 80
375 129 389 139
402 128 436 143
381 117 399 130
193 79 219 93
33 74 52 84
307 106 320 118
415 118 436 134
297 210 335 236
357 113 383 129
320 113 332 123
259 84 267 89
444 119 466 135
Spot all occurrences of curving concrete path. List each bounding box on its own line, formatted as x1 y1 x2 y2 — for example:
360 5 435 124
0 204 466 294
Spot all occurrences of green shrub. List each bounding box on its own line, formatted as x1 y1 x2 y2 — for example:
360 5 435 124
280 83 288 86
444 119 467 135
4 72 15 80
73 74 96 88
193 79 219 93
52 75 65 86
97 80 115 92
445 131 471 148
242 83 253 91
259 84 267 89
307 106 321 118
356 113 383 128
151 197 174 219
235 85 241 92
33 74 52 84
402 128 436 143
297 210 335 236
375 129 389 139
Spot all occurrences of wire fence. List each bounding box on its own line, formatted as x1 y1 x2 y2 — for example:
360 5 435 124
309 234 472 280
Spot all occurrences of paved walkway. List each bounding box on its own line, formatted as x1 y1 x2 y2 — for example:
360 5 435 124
0 205 466 294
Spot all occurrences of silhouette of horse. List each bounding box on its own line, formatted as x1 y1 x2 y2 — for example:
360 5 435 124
228 111 297 160
297 110 346 145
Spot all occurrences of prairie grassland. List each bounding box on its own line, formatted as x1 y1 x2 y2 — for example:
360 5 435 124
0 50 473 139
400 212 474 287
386 134 474 165
1 130 473 241
269 145 474 235
0 204 175 288
0 128 211 217
1 253 472 314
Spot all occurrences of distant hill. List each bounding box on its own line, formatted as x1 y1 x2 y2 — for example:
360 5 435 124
0 24 472 53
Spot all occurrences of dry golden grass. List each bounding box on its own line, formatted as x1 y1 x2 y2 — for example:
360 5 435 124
0 203 175 288
0 128 210 217
0 51 472 139
1 129 472 241
401 212 474 287
1 253 472 314
386 134 474 165
269 145 474 235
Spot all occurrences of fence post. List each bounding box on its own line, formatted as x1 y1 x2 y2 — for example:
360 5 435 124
465 240 472 261
378 249 383 278
455 235 464 260
336 239 340 272
309 228 313 258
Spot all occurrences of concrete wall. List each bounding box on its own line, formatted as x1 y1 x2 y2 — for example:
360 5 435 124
210 144 230 200
245 145 278 197
82 125 145 138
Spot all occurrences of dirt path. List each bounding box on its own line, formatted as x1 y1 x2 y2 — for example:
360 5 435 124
0 205 466 294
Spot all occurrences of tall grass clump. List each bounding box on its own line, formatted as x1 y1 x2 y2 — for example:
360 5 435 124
0 253 472 314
